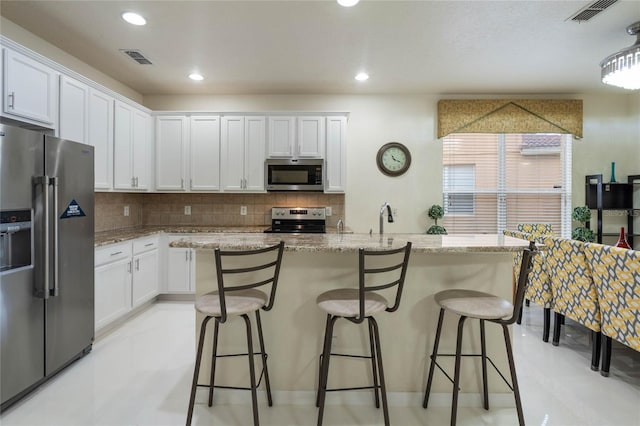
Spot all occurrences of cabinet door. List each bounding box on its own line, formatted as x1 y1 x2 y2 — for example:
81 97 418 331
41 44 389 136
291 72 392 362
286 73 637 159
221 116 245 191
132 249 159 307
244 116 266 191
94 258 132 331
88 89 114 190
156 115 188 190
3 49 57 127
190 115 221 191
113 100 134 189
297 116 325 158
132 109 150 190
59 75 88 144
166 248 193 292
325 116 347 193
267 116 295 158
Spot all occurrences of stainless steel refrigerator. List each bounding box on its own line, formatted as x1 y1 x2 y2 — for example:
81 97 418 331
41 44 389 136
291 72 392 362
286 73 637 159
0 124 95 411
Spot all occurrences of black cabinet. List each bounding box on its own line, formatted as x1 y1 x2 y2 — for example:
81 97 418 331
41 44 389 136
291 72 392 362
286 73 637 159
585 174 639 248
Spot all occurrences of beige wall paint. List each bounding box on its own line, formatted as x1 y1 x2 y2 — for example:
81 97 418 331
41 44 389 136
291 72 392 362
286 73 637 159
1 17 143 103
145 93 640 234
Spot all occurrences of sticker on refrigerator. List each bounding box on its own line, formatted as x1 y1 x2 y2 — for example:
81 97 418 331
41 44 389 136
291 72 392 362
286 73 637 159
60 199 86 219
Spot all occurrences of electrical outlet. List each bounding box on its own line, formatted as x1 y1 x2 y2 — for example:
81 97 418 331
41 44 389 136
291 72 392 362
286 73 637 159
123 206 130 217
184 205 191 215
240 206 247 216
325 207 332 216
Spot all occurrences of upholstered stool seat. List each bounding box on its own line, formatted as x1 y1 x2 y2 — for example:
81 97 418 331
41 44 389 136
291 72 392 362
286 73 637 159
423 242 537 426
196 289 268 317
316 243 412 426
316 288 388 318
435 290 513 320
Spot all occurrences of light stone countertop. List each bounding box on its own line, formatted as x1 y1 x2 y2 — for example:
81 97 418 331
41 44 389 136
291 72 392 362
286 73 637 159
169 233 530 253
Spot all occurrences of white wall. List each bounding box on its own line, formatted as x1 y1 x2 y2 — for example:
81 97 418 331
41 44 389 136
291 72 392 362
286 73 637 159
145 93 640 233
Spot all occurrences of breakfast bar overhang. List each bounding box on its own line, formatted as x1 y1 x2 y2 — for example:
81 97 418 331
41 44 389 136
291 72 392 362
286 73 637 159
170 233 529 402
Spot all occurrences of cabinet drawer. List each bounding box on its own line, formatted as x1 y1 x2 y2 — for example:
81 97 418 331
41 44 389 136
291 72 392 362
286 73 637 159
133 236 159 254
95 242 132 266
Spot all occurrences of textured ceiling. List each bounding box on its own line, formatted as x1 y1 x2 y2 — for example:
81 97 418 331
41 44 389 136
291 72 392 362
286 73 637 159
1 0 639 95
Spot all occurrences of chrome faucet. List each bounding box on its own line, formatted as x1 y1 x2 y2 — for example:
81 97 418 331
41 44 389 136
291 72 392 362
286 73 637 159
337 219 344 234
379 202 394 234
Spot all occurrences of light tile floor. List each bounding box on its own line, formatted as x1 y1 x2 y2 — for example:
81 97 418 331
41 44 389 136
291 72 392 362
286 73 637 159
1 302 639 426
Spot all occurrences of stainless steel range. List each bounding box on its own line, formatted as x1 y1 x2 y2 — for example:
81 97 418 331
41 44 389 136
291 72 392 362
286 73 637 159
264 207 326 233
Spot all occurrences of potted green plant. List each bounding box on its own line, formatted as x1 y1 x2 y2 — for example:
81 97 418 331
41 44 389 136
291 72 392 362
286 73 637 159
571 206 595 242
426 204 447 235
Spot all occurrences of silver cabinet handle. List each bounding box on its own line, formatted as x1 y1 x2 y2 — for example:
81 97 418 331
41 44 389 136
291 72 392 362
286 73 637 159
131 177 135 187
110 251 123 256
185 250 189 261
8 92 15 109
189 250 193 261
127 261 131 273
136 258 140 271
144 243 154 247
135 177 139 187
51 177 59 297
190 178 193 189
181 178 184 189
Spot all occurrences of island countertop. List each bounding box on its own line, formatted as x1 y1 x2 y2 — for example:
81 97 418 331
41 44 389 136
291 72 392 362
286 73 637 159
169 232 529 253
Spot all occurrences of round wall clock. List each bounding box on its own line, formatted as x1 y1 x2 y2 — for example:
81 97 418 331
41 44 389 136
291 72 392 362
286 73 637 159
376 142 411 176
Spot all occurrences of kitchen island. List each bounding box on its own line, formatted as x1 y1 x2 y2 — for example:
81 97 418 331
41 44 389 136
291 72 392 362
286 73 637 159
171 233 529 403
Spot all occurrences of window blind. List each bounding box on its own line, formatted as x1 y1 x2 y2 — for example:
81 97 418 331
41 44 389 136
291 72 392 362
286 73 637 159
441 133 572 237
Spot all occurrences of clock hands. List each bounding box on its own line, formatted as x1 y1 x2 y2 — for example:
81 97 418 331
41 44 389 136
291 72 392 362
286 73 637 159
391 155 401 163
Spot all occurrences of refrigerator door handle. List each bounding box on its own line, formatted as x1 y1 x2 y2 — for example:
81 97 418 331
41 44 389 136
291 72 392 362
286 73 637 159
33 175 50 299
50 176 59 297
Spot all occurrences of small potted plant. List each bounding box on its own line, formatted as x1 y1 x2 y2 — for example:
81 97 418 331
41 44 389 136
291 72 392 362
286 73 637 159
426 204 447 235
571 206 595 242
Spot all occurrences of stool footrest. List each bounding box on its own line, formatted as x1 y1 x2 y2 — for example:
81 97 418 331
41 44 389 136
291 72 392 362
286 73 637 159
329 352 373 360
215 352 267 358
196 384 255 391
431 353 513 391
325 384 381 392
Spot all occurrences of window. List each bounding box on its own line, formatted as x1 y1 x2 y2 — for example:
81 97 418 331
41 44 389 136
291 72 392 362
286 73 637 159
443 165 475 214
442 133 572 237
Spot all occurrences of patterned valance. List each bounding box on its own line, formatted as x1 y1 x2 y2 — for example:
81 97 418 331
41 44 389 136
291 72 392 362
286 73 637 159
437 99 583 139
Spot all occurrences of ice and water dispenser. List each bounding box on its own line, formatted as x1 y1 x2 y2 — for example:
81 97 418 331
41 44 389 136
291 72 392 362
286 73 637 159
0 210 32 272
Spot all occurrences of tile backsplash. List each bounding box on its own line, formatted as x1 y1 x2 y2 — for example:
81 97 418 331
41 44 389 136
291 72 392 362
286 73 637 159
95 192 345 232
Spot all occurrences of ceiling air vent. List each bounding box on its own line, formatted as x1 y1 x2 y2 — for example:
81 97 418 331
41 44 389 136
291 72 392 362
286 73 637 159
567 0 618 22
119 49 153 65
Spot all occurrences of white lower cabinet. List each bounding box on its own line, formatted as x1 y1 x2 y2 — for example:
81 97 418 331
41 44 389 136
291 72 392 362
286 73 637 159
166 247 195 293
94 242 132 331
94 236 159 331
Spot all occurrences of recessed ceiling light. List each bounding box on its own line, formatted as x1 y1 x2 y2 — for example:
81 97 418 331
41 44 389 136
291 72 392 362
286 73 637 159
355 72 369 81
337 0 360 7
189 73 204 81
122 12 146 26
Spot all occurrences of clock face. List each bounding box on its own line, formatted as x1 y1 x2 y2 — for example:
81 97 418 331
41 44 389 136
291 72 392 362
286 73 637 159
376 142 411 176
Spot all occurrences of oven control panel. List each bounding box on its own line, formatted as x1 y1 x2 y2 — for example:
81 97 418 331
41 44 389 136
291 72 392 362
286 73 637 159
271 207 326 220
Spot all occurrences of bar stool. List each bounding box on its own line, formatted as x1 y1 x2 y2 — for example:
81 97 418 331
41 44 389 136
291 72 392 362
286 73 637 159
422 242 536 426
186 241 285 426
315 242 412 426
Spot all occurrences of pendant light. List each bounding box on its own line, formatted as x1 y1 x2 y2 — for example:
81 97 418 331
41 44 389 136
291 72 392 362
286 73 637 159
600 21 640 90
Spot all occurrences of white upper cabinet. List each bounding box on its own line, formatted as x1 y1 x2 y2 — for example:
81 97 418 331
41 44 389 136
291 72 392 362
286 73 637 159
268 116 295 158
325 116 347 193
60 76 114 190
297 116 325 158
2 48 57 128
114 100 150 190
190 115 220 191
221 116 266 192
155 115 221 192
155 115 188 191
59 75 89 144
267 115 324 159
88 89 114 190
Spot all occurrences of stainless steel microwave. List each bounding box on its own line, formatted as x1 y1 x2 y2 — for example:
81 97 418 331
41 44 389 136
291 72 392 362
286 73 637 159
265 159 324 192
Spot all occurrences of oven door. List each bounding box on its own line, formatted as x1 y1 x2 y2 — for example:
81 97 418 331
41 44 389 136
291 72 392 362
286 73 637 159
264 219 326 233
265 160 324 191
